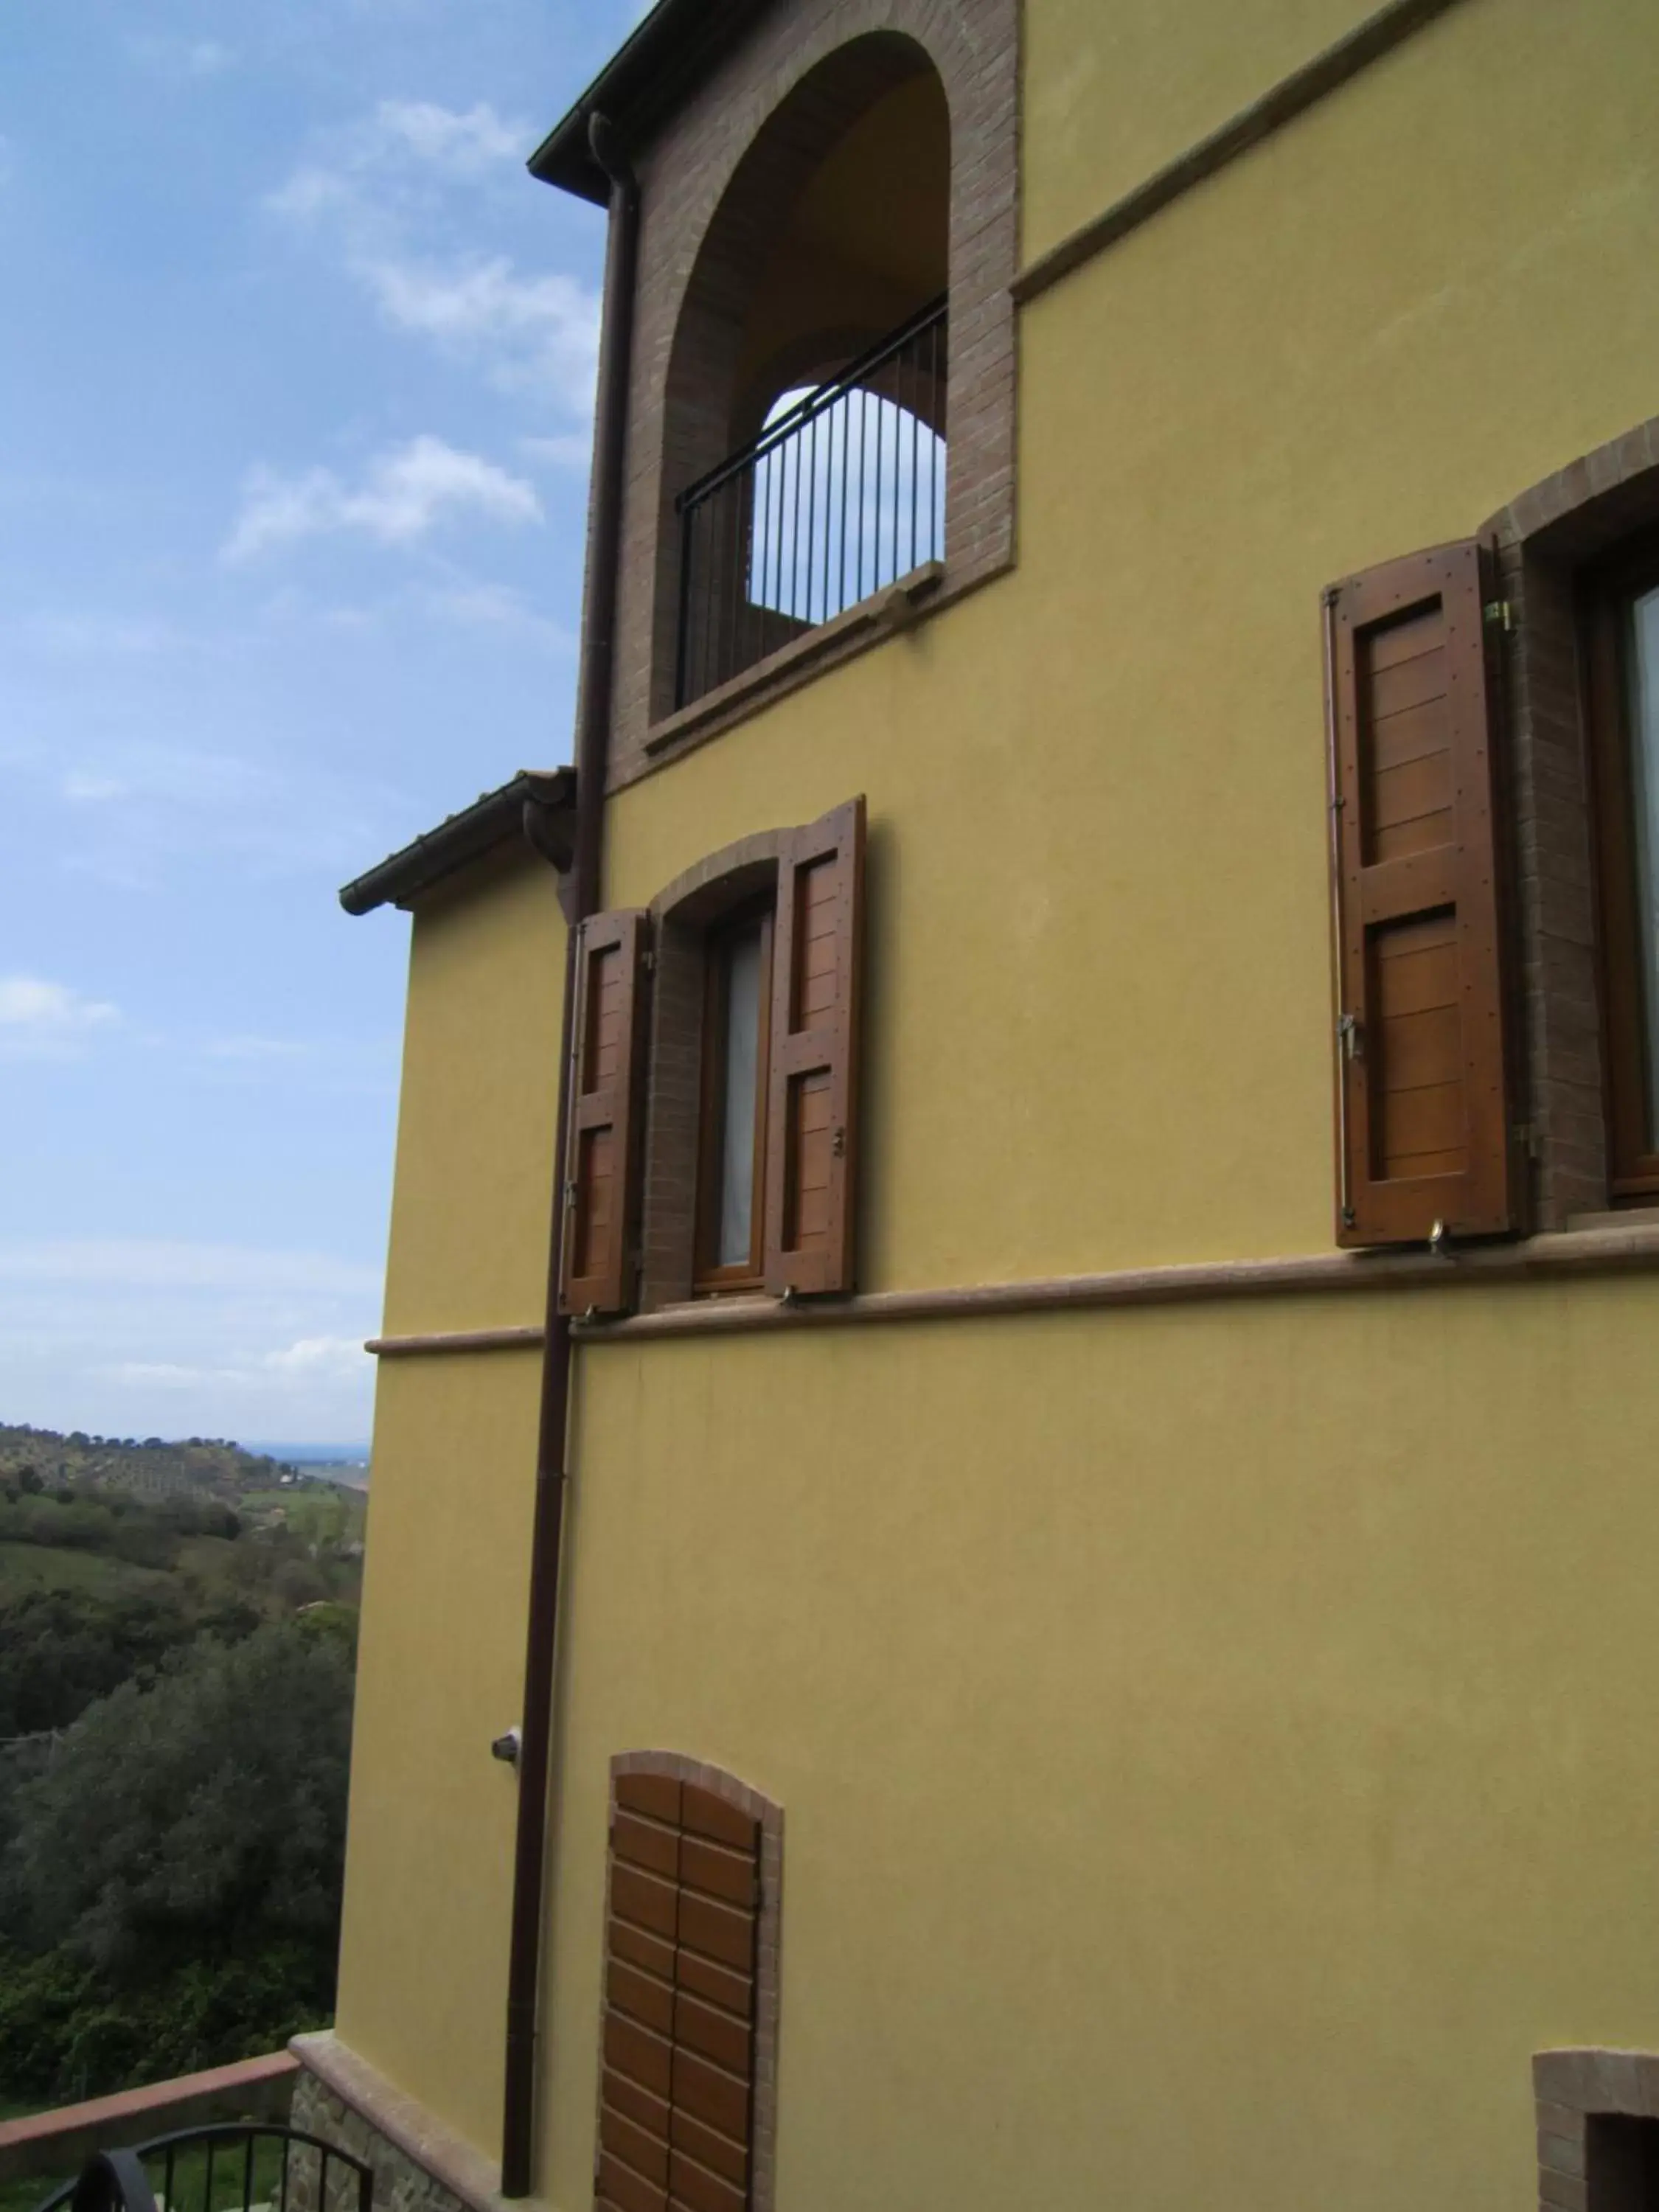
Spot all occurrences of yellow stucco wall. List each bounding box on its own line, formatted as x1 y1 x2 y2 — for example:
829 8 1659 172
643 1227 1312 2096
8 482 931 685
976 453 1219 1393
604 0 1659 1286
1023 0 1381 258
538 1281 1659 2212
379 847 566 1338
334 849 567 2146
335 1347 543 2152
335 0 1659 2203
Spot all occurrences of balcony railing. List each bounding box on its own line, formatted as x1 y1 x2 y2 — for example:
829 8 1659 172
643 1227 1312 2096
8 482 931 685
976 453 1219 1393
674 295 947 709
36 2124 372 2212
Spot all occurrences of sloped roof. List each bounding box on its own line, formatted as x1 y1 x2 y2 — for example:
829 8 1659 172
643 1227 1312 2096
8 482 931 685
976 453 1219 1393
338 767 576 916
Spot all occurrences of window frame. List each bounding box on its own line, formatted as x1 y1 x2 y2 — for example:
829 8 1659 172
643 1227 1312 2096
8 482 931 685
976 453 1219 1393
1582 529 1659 1203
692 898 776 1294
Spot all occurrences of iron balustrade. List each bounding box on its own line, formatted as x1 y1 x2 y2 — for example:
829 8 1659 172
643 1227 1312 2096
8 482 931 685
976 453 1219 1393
674 295 947 708
37 2124 373 2212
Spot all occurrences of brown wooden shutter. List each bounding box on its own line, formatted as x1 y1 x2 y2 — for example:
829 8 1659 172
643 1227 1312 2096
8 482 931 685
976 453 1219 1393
1325 540 1517 1246
762 795 866 1296
597 1773 762 2212
560 908 650 1315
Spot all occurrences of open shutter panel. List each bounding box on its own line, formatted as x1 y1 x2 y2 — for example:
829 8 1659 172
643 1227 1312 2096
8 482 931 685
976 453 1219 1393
597 1775 761 2212
560 908 650 1316
763 795 866 1296
1326 540 1517 1246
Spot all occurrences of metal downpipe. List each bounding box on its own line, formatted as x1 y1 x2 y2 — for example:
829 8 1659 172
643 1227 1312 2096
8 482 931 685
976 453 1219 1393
500 108 639 2201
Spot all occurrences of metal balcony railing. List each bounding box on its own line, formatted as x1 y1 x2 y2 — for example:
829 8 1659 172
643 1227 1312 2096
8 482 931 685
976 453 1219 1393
674 295 947 709
37 2124 372 2212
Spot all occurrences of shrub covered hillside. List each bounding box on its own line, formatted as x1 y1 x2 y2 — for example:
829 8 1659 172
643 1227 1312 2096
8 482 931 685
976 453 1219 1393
0 1429 366 2107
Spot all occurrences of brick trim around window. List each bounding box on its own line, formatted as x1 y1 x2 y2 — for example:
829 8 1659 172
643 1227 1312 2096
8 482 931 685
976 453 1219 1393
607 0 1018 790
603 1750 785 2212
1481 411 1659 1226
1534 2047 1659 2212
641 828 796 1312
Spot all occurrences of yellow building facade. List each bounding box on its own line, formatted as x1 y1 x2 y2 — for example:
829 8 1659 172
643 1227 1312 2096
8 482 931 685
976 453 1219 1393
300 4 1659 2210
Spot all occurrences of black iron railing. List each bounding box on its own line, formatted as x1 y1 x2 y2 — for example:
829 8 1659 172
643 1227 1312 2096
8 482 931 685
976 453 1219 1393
38 2124 372 2212
674 294 947 708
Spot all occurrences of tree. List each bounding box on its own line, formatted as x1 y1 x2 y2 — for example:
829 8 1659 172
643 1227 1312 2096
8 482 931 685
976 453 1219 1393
0 1621 355 2098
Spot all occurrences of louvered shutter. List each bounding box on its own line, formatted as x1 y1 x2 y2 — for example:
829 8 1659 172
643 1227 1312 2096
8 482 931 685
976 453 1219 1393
597 1773 762 2212
560 909 650 1315
1325 540 1517 1246
762 796 866 1295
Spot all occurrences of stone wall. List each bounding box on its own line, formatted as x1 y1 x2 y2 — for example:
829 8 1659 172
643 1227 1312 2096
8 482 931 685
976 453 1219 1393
289 2072 473 2212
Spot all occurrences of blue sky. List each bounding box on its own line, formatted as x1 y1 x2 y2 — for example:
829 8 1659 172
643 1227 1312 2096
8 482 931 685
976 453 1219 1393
1 0 634 1444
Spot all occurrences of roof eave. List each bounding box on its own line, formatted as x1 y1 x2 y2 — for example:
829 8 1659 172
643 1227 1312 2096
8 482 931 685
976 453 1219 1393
338 768 576 917
526 0 773 200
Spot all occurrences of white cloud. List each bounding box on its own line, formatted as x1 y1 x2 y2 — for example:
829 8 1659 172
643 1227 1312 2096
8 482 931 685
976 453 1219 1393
420 578 571 647
0 1244 382 1436
128 35 234 80
358 258 598 407
262 1335 369 1380
0 1239 380 1298
223 434 541 563
372 100 524 172
522 433 592 469
23 612 184 657
61 743 276 810
32 737 411 889
264 102 599 408
0 977 119 1057
108 1335 369 1391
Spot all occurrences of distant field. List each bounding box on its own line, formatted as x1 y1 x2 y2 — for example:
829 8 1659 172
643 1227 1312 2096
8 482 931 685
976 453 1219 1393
0 1543 170 1601
242 1488 366 1546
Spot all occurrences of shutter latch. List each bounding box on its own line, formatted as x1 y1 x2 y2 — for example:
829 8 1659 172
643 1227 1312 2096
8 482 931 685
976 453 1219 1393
1337 1011 1363 1061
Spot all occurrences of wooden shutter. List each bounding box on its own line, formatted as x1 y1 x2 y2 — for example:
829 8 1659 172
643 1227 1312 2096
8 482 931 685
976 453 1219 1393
1326 540 1517 1246
597 1773 762 2212
560 909 650 1315
762 795 866 1296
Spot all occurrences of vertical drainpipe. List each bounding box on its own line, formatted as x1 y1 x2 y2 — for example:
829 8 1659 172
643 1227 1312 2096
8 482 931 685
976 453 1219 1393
501 110 639 2202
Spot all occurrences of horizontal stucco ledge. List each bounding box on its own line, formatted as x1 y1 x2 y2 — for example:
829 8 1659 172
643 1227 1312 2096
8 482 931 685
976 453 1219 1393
365 1222 1659 1354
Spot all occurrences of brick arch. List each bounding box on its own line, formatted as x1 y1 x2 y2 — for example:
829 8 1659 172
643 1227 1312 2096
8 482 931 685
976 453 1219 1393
666 32 939 464
610 0 1018 762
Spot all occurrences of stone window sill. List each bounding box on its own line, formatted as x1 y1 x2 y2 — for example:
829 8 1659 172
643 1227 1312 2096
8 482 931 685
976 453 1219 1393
640 560 945 769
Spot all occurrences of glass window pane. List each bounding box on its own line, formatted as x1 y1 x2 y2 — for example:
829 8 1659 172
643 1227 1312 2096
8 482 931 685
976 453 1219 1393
717 925 764 1267
1627 585 1659 1147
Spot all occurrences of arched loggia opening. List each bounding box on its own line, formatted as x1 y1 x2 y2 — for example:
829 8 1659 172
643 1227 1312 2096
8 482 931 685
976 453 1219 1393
658 38 950 712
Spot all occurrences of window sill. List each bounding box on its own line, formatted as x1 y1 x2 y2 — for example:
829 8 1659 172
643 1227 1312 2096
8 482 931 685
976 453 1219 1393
641 560 946 769
1566 1203 1659 1231
576 1219 1659 1343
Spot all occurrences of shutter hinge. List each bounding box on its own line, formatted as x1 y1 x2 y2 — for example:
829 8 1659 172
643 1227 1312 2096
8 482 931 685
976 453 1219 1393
564 1178 578 1208
1483 598 1514 633
1337 1011 1362 1061
1514 1118 1541 1161
642 947 657 973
